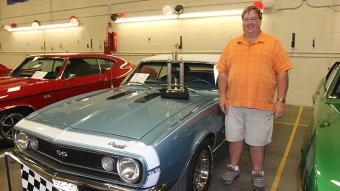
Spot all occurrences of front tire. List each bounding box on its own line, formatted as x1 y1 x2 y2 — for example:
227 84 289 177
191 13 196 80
173 140 213 191
0 110 31 141
189 142 213 191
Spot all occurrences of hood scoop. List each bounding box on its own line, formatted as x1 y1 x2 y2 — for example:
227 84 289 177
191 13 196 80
106 90 136 100
134 93 161 103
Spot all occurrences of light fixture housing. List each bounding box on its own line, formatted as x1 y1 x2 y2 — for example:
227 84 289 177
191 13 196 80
110 12 125 21
174 5 184 14
253 1 264 10
32 20 40 28
69 16 79 24
162 5 174 15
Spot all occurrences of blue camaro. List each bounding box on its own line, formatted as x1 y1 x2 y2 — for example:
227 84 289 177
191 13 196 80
7 54 225 191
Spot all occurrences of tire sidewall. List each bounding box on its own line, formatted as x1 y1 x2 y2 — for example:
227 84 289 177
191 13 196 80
185 140 213 191
0 110 31 141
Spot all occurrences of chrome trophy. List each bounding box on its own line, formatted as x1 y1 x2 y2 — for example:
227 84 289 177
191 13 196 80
160 52 189 99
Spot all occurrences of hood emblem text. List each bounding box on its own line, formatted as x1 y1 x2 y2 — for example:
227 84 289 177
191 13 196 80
56 149 68 157
108 141 126 149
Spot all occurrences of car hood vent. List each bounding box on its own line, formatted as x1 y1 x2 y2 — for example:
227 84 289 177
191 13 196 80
106 90 135 100
134 93 161 103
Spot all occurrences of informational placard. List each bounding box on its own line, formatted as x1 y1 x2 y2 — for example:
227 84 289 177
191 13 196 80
53 179 78 191
31 71 47 79
129 73 149 83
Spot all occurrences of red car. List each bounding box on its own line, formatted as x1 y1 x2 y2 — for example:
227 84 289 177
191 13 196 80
0 53 134 142
0 63 11 76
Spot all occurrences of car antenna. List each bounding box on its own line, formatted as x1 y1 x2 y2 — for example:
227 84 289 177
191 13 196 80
109 54 114 89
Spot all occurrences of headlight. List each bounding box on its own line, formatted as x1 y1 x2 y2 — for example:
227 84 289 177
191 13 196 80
117 157 141 183
101 156 115 172
14 131 29 150
29 137 39 150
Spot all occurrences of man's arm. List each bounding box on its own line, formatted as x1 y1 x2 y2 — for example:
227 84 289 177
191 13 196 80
218 72 228 114
274 71 289 117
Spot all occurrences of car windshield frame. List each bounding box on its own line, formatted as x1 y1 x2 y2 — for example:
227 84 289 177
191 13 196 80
10 57 65 80
125 61 217 90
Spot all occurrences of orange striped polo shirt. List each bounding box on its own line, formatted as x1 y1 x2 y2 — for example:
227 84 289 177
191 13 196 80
217 32 293 110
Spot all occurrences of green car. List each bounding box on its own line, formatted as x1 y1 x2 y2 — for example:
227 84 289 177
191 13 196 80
300 62 340 191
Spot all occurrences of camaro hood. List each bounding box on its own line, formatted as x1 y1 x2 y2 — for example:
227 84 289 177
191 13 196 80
27 88 211 139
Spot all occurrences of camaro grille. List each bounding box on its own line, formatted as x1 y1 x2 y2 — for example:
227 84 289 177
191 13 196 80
35 138 119 173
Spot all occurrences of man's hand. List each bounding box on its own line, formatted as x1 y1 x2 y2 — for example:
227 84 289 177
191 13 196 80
219 96 228 114
273 102 286 118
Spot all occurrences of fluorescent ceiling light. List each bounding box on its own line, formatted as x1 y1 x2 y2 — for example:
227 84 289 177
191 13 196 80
116 9 243 23
116 15 178 23
180 10 243 18
7 22 79 32
5 16 79 32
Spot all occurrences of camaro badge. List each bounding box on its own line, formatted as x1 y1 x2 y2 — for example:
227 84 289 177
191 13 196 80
56 149 68 157
108 141 126 149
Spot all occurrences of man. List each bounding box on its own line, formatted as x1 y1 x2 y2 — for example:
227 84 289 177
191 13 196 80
217 6 293 191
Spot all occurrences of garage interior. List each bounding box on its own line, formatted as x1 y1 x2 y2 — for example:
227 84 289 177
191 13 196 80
0 0 338 190
0 0 339 106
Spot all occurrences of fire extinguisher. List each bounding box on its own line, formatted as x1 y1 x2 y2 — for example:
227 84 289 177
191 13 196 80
109 31 117 52
104 23 117 54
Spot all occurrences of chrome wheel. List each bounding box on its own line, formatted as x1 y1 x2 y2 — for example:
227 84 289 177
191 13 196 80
0 113 25 140
193 149 211 191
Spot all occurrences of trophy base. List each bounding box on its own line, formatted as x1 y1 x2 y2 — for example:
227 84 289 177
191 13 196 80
160 88 189 99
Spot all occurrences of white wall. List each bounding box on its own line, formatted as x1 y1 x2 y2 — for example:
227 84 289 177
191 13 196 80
1 0 340 106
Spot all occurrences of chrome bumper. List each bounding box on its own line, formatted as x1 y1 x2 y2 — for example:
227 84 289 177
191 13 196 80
5 150 166 191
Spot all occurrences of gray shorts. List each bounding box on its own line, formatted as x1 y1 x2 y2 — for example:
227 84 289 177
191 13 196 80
225 106 273 146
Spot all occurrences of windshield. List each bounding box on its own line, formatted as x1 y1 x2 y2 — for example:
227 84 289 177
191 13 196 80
11 57 64 79
330 77 340 98
126 61 217 90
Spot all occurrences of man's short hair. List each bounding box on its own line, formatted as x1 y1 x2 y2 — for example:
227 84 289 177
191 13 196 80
242 6 262 20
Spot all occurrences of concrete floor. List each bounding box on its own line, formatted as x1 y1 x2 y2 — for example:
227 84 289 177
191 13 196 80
0 104 312 191
209 105 312 191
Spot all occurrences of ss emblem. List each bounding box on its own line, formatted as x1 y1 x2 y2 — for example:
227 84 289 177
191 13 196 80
56 149 68 157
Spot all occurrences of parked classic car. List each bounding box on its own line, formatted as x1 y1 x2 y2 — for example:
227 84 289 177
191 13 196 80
0 63 11 76
0 53 134 142
7 53 225 191
300 61 340 191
